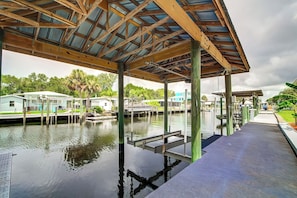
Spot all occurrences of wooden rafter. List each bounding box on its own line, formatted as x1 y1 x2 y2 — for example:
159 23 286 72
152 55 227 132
98 16 169 58
127 40 190 71
55 0 87 15
136 3 215 17
153 0 231 71
84 0 153 52
114 29 185 61
64 0 103 41
0 9 39 27
12 0 76 27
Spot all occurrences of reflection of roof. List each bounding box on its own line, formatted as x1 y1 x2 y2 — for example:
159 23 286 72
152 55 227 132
212 90 263 97
2 1 250 83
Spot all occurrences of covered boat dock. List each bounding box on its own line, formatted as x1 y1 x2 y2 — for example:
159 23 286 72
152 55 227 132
0 0 250 162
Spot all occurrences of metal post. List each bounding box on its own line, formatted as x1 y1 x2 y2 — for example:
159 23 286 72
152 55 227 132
164 80 168 143
242 106 247 125
131 98 133 132
191 40 202 162
118 62 124 145
225 73 233 136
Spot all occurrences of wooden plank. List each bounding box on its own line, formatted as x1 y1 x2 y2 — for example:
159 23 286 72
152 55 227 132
153 0 231 71
3 32 118 72
0 9 39 27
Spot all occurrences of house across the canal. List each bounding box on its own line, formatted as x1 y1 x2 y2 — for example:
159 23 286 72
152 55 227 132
0 95 24 112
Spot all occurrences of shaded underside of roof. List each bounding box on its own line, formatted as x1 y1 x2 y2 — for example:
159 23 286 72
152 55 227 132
0 0 250 83
212 90 264 97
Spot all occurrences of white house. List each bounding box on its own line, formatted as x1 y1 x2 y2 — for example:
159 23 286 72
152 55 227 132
18 91 73 112
90 97 113 112
0 95 24 112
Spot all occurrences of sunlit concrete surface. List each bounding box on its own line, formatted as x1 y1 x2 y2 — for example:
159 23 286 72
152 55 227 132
147 113 297 198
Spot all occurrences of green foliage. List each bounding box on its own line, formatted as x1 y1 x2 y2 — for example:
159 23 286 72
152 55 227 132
201 95 208 101
124 83 175 100
277 110 295 123
97 73 117 92
146 100 161 107
93 106 103 114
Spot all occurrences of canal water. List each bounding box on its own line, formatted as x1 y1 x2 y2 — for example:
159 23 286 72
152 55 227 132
0 111 225 197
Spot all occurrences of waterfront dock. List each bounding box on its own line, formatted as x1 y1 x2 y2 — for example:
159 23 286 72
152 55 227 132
0 153 12 198
147 111 297 197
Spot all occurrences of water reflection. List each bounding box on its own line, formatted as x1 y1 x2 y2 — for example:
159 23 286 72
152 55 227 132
64 133 115 168
127 156 181 196
1 113 222 197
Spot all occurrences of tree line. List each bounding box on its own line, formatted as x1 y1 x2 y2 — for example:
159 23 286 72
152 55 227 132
1 69 175 100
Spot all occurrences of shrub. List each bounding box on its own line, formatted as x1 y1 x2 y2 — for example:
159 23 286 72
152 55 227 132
93 106 103 114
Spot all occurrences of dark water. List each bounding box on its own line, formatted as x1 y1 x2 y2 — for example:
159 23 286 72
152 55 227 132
0 112 223 198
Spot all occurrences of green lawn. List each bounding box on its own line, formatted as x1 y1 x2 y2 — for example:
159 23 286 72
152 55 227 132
277 110 295 123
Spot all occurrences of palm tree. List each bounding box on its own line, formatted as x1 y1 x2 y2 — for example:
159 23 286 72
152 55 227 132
85 76 101 112
66 69 87 98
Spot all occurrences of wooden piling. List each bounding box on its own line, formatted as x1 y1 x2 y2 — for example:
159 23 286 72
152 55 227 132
225 74 233 135
118 62 124 145
191 40 202 161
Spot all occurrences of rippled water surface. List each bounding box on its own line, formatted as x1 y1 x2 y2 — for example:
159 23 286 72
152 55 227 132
0 112 223 197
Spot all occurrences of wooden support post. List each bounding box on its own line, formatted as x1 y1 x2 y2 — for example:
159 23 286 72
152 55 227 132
118 62 124 145
41 99 44 125
225 74 233 135
23 99 26 126
164 80 168 143
220 97 223 135
46 98 50 126
242 106 248 125
0 29 3 96
191 40 202 162
55 107 58 125
184 89 188 143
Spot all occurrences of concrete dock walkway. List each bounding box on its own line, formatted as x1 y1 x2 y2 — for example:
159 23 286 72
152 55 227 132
147 112 297 197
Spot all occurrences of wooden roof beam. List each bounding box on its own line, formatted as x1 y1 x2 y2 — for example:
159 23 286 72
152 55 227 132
55 0 87 15
12 0 76 27
136 3 215 16
0 9 39 27
213 0 250 71
128 40 191 71
99 16 170 58
64 0 103 41
84 0 153 52
3 32 118 72
153 0 231 71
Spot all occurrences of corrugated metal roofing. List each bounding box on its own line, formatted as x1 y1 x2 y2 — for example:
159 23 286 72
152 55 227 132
0 0 250 83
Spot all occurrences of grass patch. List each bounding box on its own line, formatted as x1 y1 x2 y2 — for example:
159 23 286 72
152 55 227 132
277 110 295 123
